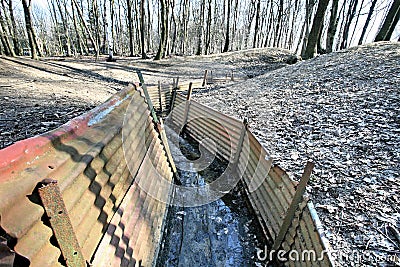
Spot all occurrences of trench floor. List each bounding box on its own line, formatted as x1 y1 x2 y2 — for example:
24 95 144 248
157 126 266 266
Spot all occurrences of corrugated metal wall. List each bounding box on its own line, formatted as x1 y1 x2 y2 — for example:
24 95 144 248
168 93 334 266
0 85 173 266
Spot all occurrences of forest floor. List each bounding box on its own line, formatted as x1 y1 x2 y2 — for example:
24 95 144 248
194 42 400 266
1 42 399 266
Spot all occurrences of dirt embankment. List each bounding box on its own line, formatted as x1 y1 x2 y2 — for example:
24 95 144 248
194 42 400 265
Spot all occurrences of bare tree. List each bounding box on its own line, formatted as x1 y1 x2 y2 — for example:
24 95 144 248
326 0 339 53
22 0 42 59
155 0 167 60
72 0 98 55
302 0 330 59
222 0 231 52
375 0 400 41
196 0 205 55
358 0 377 45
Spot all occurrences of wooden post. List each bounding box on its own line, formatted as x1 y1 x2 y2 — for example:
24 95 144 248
202 70 208 87
137 70 159 123
231 70 234 81
210 70 213 84
158 81 163 114
182 82 193 128
232 118 248 167
271 162 315 253
186 82 193 101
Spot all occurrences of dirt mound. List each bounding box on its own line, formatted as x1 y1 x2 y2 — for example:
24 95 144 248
194 42 400 265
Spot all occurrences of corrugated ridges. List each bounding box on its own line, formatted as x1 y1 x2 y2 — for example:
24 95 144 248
169 93 333 266
0 85 173 266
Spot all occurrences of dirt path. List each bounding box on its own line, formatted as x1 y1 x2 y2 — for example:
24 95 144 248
0 48 294 148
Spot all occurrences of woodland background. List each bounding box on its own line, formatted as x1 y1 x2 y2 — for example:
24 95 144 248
0 0 399 60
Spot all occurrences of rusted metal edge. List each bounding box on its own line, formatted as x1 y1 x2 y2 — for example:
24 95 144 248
271 162 315 253
38 180 86 267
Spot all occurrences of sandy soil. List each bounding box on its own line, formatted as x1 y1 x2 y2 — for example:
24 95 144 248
0 47 294 148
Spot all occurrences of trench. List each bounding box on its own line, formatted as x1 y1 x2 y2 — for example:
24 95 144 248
156 125 266 266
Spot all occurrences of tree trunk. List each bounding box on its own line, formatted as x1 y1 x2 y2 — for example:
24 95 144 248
5 0 21 55
127 0 134 56
72 0 98 55
326 0 339 53
71 0 85 55
22 0 42 59
204 0 211 54
170 0 177 54
196 0 205 55
273 0 284 47
146 0 151 52
358 0 377 45
340 0 358 49
252 0 260 48
302 0 330 59
56 0 72 56
140 0 146 58
375 0 400 41
222 0 231 52
155 0 166 60
0 5 14 56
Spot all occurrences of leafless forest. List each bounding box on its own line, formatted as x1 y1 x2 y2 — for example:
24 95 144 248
0 0 399 60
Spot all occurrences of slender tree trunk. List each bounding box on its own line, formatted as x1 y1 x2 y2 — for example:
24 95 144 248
72 0 98 55
302 0 330 59
340 0 358 49
375 0 400 41
204 0 212 54
264 1 274 47
146 0 151 52
170 0 177 54
252 0 260 48
71 0 84 55
22 0 42 59
56 0 72 56
231 0 238 50
0 21 11 56
0 5 14 56
49 0 62 54
4 0 21 55
222 0 231 52
273 0 284 47
349 0 365 45
196 0 205 55
358 0 377 45
164 0 169 56
155 0 167 59
127 0 134 56
140 0 146 58
326 0 339 52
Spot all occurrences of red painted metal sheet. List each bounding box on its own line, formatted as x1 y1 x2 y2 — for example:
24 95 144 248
0 85 173 266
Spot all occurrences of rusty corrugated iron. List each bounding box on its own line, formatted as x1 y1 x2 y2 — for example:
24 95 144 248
168 92 334 266
0 85 173 266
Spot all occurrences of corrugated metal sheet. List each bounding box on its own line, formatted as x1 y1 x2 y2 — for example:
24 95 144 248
168 92 333 266
0 85 173 266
